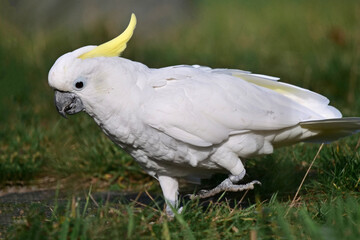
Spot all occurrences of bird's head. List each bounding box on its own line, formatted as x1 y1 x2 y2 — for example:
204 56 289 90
48 14 137 118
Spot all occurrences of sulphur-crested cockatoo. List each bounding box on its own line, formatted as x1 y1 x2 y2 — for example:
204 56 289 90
49 14 360 216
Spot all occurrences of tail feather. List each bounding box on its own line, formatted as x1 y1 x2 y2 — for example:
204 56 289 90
300 117 360 142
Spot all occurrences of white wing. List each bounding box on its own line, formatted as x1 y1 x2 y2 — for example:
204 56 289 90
141 65 341 147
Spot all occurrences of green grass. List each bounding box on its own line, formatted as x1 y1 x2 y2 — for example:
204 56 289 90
1 0 360 239
4 192 360 239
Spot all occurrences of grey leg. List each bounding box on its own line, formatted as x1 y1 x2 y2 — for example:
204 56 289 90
189 169 261 199
158 175 183 217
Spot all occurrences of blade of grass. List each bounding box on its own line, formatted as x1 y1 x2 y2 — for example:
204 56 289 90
286 143 324 215
59 200 71 240
169 204 195 240
126 205 135 238
82 185 92 217
70 206 81 240
50 182 61 221
144 189 162 212
162 219 171 240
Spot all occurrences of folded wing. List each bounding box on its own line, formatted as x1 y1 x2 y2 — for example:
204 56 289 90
141 65 342 147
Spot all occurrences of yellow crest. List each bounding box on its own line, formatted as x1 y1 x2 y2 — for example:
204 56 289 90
78 14 137 59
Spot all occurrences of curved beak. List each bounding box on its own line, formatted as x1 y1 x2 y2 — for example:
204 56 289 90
54 91 84 118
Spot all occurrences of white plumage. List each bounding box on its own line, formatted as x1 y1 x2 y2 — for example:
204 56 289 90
48 14 360 216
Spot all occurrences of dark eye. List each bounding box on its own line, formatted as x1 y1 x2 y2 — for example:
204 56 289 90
73 77 86 90
75 81 84 89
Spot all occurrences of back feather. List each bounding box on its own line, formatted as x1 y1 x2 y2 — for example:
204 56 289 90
213 68 342 119
176 65 342 119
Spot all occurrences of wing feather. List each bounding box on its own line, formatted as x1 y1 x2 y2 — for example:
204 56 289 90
141 65 341 147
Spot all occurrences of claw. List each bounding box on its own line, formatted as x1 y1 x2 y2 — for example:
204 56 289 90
198 189 209 195
189 179 261 200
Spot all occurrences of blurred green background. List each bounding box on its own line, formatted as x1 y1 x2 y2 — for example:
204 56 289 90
1 0 359 189
1 0 359 191
1 0 360 239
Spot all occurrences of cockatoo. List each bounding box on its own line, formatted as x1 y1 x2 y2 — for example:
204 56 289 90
49 14 360 216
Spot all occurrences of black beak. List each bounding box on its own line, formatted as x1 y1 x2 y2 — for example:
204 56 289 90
54 91 84 118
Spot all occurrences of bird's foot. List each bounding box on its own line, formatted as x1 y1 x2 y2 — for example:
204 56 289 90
165 203 183 218
189 178 261 200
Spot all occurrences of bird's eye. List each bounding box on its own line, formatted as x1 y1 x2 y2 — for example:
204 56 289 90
75 81 83 89
73 77 86 90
